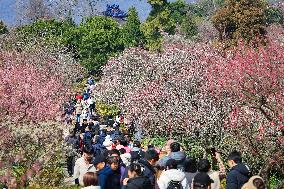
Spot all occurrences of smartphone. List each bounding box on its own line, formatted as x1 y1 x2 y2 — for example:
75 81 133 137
211 147 217 157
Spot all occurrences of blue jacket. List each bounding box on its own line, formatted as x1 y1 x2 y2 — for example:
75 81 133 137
97 166 114 189
83 131 92 147
226 163 250 189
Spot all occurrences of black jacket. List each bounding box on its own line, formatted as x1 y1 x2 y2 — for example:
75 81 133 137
122 176 153 189
226 163 250 189
122 159 156 188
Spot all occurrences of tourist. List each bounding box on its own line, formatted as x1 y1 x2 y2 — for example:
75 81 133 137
74 146 96 186
92 155 114 189
158 142 186 170
122 163 153 189
226 151 250 189
130 141 145 163
184 158 198 188
64 129 79 177
198 153 225 189
241 176 265 189
106 156 121 189
192 172 214 189
82 172 101 189
157 159 189 189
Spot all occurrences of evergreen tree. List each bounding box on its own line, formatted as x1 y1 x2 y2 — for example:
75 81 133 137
0 21 8 34
212 0 267 43
121 7 144 48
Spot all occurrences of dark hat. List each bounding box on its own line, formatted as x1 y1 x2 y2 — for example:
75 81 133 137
92 155 105 166
193 172 214 187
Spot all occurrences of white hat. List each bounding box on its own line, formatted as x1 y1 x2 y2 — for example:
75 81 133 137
120 153 131 167
103 140 113 150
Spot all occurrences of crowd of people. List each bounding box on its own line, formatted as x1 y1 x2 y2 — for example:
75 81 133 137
63 78 266 189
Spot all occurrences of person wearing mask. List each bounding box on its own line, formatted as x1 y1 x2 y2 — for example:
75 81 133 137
158 142 186 170
157 159 189 189
82 172 101 189
74 146 96 186
122 163 153 189
192 172 214 189
92 155 114 189
198 153 225 189
184 158 198 188
226 151 250 189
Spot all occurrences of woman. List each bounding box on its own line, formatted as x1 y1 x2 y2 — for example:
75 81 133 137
122 163 153 189
82 172 100 189
242 176 265 189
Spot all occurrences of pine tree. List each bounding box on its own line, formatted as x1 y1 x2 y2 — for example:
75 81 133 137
121 7 144 48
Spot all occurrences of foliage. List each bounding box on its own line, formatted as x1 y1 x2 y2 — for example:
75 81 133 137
180 14 198 39
212 0 267 44
0 122 65 188
0 21 8 34
96 101 120 118
188 0 225 18
121 7 144 48
72 16 124 74
265 6 284 25
143 0 188 50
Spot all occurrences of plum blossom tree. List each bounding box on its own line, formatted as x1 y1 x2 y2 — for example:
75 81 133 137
95 31 284 186
0 50 71 122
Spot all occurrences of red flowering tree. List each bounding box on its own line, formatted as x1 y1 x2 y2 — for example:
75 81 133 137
206 34 284 186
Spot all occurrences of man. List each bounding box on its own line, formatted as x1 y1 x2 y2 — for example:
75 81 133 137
83 125 93 147
226 151 250 189
93 155 114 189
74 146 96 186
192 172 214 189
130 141 145 163
123 149 159 187
158 142 185 170
157 159 188 189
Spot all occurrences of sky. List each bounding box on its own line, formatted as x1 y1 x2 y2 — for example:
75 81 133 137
0 0 194 28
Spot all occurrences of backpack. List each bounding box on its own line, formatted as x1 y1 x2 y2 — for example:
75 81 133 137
167 180 183 189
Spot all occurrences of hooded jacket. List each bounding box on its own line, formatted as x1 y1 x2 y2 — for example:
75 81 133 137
97 166 114 189
157 169 189 189
122 176 153 189
226 163 250 189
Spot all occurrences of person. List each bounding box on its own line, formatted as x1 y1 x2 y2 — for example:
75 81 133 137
122 163 153 189
158 142 186 170
226 151 250 189
64 129 80 177
198 153 225 189
81 119 89 133
192 172 214 189
84 125 93 147
184 158 198 188
106 156 122 189
92 135 107 157
130 141 145 163
82 172 101 189
157 159 189 189
92 155 114 189
241 176 265 189
74 146 96 186
75 100 83 123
